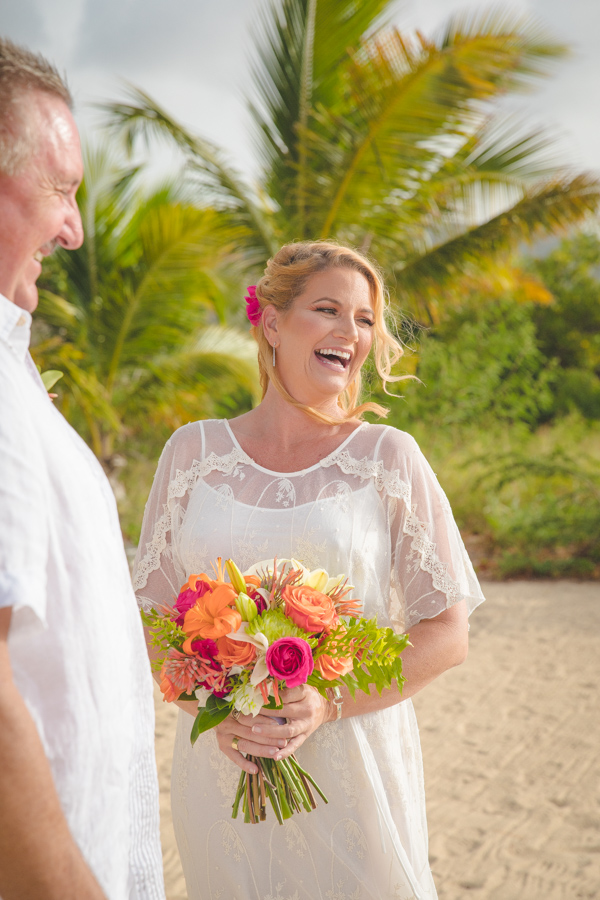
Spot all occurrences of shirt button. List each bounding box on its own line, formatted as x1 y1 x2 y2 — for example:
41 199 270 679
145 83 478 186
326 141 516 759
17 315 27 326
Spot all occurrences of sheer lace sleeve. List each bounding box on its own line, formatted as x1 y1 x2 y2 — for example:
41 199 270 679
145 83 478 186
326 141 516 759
132 423 203 611
378 429 485 631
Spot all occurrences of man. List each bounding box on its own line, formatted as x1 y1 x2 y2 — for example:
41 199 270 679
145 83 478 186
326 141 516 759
0 39 165 900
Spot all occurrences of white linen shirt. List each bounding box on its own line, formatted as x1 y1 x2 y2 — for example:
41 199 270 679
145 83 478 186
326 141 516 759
0 293 165 900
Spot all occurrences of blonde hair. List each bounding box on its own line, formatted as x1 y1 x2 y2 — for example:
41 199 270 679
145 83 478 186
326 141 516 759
250 241 405 424
0 37 72 176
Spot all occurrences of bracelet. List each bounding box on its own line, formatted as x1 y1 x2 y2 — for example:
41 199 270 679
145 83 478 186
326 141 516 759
328 686 343 721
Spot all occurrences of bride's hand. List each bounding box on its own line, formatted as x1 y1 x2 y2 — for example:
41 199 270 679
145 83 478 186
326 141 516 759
215 711 290 774
250 685 332 760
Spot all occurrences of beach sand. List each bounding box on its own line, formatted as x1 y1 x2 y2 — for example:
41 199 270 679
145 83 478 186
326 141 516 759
154 580 600 900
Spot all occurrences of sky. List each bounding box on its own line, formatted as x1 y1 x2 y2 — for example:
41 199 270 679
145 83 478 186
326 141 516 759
1 0 599 183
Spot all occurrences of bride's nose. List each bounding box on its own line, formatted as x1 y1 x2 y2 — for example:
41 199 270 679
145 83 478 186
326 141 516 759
332 314 358 342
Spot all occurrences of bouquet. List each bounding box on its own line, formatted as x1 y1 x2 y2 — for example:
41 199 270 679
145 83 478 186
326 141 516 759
142 557 409 824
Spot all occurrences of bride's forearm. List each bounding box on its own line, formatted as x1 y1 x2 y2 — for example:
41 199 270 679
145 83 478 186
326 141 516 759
335 600 469 721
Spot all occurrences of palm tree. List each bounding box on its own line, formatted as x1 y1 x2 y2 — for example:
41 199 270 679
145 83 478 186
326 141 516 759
32 146 260 472
102 1 599 323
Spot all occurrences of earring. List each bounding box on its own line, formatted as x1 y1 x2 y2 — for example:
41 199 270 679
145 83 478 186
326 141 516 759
272 343 276 367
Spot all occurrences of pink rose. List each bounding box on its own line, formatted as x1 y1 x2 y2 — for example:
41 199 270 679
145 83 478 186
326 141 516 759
266 637 314 688
174 576 211 626
245 285 262 326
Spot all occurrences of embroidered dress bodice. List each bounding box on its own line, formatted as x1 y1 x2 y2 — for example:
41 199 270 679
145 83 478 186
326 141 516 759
134 419 484 900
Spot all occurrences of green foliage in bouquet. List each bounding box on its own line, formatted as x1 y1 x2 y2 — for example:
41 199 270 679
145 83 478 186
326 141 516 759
309 617 409 699
141 607 187 667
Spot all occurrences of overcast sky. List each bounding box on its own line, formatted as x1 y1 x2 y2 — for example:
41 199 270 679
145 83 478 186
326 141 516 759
1 0 598 182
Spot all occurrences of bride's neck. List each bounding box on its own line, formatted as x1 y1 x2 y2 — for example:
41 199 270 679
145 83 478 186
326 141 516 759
233 385 351 450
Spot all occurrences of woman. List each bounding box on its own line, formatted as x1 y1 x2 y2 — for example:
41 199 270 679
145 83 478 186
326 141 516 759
134 241 485 900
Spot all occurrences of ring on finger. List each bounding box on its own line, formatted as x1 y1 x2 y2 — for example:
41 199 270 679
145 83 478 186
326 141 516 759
231 736 240 751
232 708 241 722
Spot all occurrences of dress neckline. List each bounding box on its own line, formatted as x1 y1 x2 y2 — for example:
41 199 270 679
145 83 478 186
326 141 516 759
223 419 366 477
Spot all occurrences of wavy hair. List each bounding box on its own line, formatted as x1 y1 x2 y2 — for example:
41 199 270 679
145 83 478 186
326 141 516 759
250 241 405 424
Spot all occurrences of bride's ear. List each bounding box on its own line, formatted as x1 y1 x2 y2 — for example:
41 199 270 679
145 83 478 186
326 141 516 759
261 305 279 346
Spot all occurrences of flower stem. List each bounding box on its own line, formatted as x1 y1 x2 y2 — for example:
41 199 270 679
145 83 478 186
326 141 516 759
230 754 327 824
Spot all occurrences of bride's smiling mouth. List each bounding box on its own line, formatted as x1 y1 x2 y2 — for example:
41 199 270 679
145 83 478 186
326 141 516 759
314 348 352 370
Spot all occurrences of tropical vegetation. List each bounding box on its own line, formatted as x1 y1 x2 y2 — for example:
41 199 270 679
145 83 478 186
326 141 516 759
385 232 600 578
33 147 260 470
31 1 600 570
103 1 599 322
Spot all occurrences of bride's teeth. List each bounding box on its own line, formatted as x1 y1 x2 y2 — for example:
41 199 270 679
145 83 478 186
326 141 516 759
318 349 351 360
34 251 43 262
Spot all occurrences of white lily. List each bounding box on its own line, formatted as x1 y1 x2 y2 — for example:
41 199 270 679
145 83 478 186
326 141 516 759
250 653 269 686
195 686 211 708
324 574 354 594
228 622 269 652
304 568 329 591
243 558 309 580
230 681 264 717
227 625 271 685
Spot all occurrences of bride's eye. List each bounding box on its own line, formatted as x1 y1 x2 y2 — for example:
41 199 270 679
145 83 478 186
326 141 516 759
315 307 337 315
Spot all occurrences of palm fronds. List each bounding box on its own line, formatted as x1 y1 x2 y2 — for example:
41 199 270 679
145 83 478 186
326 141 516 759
33 146 260 468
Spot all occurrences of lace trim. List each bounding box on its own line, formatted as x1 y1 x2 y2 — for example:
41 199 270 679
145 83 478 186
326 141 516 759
323 450 462 606
132 448 251 591
134 445 462 608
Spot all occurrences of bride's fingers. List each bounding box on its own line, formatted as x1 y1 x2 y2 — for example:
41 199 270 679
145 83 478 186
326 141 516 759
217 736 258 774
253 697 326 740
220 721 288 749
217 732 289 772
279 686 305 703
231 711 282 731
272 731 307 760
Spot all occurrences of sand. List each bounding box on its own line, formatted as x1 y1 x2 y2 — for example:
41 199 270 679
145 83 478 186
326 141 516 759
153 580 600 900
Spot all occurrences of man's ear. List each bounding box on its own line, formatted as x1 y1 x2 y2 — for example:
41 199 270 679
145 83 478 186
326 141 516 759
261 304 279 346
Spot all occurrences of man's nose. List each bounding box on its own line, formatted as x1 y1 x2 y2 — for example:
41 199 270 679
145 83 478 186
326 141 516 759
57 197 84 250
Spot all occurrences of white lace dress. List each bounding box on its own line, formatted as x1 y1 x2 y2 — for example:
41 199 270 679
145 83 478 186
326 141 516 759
133 419 485 900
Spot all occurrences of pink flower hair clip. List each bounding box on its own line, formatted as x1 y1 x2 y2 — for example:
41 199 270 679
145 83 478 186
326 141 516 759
245 286 262 326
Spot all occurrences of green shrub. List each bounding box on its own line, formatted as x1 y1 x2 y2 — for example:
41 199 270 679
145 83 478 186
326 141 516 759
530 232 600 375
386 299 556 432
384 412 600 580
554 368 600 419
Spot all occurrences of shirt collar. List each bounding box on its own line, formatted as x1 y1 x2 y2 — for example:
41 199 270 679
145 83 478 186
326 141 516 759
0 292 32 362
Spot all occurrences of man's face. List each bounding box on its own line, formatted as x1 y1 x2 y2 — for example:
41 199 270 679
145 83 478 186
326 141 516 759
0 91 84 312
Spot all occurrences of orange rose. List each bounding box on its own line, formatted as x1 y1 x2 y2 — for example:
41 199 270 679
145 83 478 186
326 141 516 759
314 652 354 680
182 583 241 643
215 634 257 668
283 584 340 634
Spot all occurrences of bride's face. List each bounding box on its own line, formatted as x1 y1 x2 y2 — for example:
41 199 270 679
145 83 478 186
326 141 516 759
266 267 375 410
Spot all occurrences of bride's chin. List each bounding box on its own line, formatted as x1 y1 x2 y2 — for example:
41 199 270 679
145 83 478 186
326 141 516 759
277 366 351 409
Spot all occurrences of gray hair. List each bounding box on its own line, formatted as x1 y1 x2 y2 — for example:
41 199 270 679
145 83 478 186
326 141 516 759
0 37 72 176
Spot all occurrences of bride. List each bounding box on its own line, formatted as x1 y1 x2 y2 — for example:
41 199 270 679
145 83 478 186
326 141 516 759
134 241 485 900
